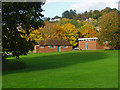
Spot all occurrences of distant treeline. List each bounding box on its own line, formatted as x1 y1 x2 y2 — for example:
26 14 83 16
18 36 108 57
44 7 119 22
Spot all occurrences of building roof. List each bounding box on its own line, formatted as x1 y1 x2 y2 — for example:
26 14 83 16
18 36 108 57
78 37 98 41
38 39 72 46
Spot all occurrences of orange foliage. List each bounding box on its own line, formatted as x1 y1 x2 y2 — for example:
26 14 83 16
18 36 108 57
80 23 97 38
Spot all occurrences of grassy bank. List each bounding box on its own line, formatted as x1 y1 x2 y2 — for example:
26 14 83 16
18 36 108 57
2 50 118 88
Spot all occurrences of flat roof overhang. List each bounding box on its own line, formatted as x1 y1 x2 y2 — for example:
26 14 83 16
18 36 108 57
78 37 98 41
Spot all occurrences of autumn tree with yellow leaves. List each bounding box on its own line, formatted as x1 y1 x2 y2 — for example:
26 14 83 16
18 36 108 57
29 27 44 42
20 26 44 43
61 23 79 46
80 23 98 38
21 19 99 47
42 22 56 39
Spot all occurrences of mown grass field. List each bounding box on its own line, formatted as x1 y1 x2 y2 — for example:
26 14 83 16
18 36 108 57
2 50 118 88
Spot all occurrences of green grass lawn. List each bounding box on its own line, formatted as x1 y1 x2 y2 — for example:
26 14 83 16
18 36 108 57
2 50 118 88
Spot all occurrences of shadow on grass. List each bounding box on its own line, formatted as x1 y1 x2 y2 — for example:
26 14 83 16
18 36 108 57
3 51 108 75
2 60 26 71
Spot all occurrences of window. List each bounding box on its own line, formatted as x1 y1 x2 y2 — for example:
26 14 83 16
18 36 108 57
40 46 44 48
50 45 55 48
63 45 68 48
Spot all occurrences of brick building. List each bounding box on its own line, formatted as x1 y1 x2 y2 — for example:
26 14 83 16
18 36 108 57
34 39 72 53
78 37 112 50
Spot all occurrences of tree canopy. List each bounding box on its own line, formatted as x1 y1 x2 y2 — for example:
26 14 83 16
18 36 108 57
98 10 120 49
80 23 98 38
2 2 45 59
62 9 77 19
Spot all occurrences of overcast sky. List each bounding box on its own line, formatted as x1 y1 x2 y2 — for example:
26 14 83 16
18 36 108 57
42 0 119 18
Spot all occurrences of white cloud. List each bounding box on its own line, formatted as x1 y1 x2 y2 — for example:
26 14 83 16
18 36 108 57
46 0 87 3
43 0 119 18
70 0 119 13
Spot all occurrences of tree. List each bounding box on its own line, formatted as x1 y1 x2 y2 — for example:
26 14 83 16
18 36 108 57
84 10 93 19
43 17 50 22
62 10 70 19
2 2 45 59
58 18 84 28
88 18 99 27
68 19 84 28
62 9 76 19
22 22 66 43
53 24 67 40
91 10 101 19
57 18 70 26
98 10 120 49
80 23 98 38
73 14 83 21
100 7 112 16
42 22 57 39
20 26 44 42
53 16 61 19
42 22 67 40
74 13 87 21
61 23 79 46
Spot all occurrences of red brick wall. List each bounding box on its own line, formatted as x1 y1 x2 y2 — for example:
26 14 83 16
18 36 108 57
34 45 72 53
39 46 45 53
96 42 104 49
79 41 86 50
39 46 58 53
79 40 113 50
61 46 72 52
79 41 96 50
88 41 96 50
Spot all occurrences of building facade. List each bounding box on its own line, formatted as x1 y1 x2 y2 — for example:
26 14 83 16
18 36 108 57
34 39 72 53
78 37 112 50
